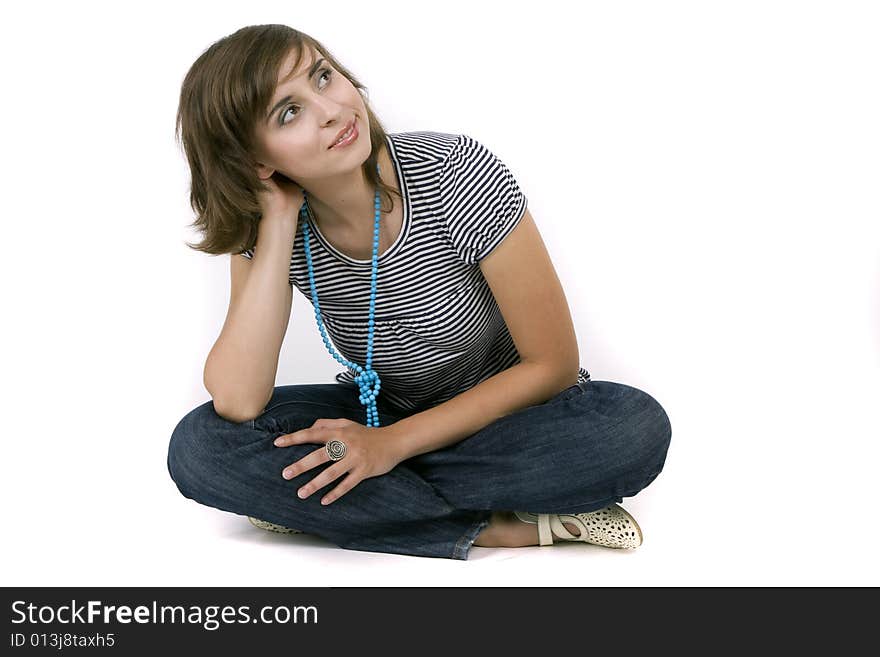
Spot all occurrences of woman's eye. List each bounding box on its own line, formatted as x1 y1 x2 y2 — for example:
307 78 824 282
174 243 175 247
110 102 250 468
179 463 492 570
280 105 299 124
279 68 333 126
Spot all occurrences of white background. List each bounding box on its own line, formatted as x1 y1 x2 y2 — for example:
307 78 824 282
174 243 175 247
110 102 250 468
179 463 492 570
2 0 878 586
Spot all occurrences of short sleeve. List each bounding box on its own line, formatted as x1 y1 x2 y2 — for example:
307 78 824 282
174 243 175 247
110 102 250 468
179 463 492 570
439 134 528 265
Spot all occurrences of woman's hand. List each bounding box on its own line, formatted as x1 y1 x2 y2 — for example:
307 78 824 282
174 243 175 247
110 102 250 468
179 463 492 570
273 418 404 506
256 172 305 225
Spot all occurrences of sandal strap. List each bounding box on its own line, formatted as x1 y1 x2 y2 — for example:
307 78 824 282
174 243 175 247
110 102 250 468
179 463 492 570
548 514 585 542
537 514 555 545
524 512 584 545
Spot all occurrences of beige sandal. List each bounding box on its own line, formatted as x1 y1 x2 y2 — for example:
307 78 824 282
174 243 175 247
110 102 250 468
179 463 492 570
247 516 302 535
513 504 643 549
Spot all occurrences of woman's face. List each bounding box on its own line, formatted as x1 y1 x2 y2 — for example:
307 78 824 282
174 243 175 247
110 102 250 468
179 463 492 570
252 46 371 184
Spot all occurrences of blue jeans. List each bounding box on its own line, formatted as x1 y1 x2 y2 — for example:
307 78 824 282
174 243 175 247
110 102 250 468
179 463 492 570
167 379 672 560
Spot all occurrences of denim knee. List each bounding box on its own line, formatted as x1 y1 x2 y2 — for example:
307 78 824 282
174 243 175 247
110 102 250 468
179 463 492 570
167 400 238 501
630 387 672 476
167 405 200 500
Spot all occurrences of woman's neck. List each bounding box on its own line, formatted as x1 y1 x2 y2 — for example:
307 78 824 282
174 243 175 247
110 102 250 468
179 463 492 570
304 145 393 232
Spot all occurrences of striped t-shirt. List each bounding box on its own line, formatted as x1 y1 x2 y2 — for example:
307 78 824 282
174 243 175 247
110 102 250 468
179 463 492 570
240 130 590 412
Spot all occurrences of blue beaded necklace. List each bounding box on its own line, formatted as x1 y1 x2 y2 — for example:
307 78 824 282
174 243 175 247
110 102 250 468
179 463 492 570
300 163 383 427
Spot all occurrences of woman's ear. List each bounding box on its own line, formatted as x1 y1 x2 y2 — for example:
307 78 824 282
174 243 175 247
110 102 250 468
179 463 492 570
255 162 275 180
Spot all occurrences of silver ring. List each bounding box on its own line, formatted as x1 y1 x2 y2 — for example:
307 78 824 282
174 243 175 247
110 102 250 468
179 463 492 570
325 439 347 461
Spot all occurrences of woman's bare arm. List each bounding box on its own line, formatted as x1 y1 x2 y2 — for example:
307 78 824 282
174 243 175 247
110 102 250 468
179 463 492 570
203 215 297 422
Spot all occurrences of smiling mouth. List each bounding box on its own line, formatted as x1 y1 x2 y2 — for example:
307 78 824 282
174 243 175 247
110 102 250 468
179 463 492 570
329 119 357 149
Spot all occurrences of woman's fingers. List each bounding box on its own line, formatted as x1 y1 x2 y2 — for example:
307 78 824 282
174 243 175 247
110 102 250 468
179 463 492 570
274 418 366 504
274 427 322 447
281 445 328 479
319 472 362 506
295 462 350 501
274 418 351 447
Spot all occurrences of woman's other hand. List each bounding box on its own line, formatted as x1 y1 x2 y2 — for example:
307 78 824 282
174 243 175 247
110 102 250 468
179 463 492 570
273 418 404 506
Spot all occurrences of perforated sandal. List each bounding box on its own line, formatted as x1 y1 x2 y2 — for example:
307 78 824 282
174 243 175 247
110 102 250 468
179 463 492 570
513 504 643 549
247 517 302 535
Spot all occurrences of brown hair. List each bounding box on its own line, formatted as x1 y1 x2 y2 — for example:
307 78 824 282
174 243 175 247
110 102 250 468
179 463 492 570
175 24 402 256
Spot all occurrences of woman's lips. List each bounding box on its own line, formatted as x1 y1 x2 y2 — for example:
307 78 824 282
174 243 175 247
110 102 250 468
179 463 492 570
330 119 359 149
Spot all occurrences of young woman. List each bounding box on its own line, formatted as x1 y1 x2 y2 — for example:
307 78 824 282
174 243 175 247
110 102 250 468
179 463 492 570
168 24 672 560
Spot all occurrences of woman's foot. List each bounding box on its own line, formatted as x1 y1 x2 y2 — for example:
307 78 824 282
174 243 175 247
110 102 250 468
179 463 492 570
514 505 643 548
473 511 581 547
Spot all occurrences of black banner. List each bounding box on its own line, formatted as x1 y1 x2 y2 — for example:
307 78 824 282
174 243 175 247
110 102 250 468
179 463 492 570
1 587 873 651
